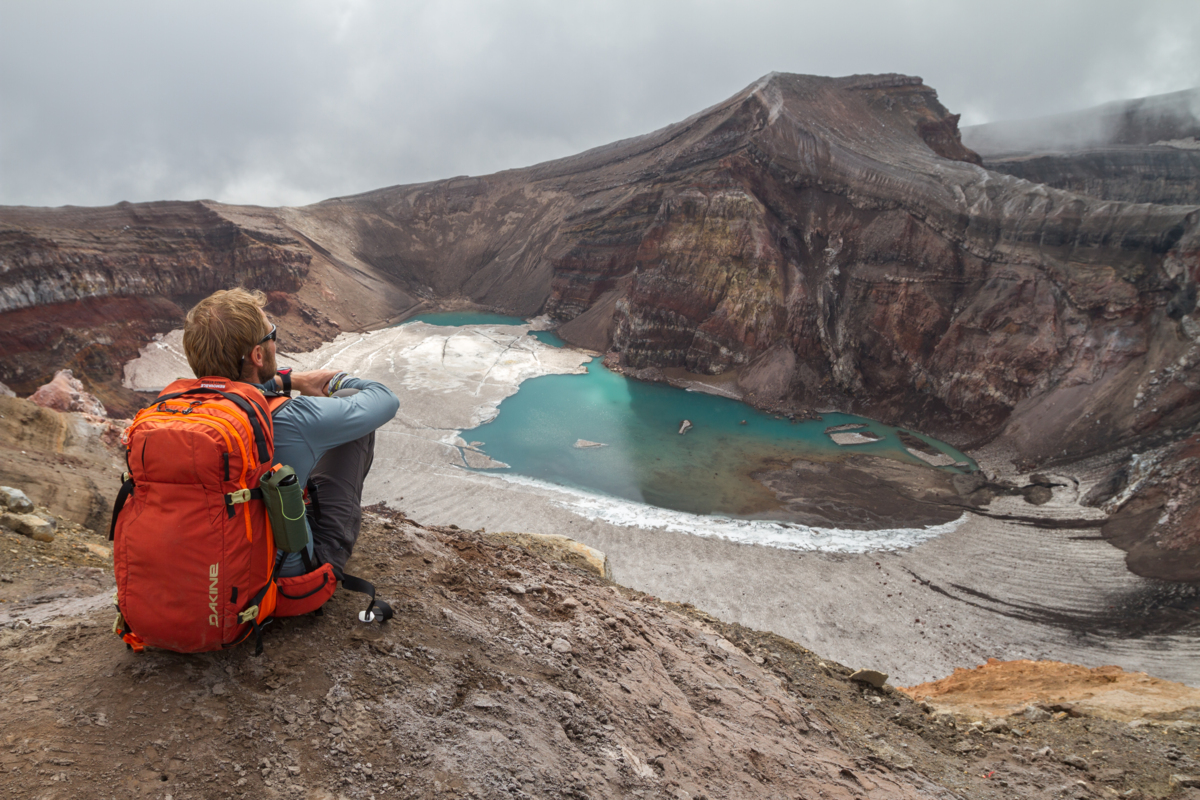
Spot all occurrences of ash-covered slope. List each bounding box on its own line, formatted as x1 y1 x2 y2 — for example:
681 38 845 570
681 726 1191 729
3 73 1198 466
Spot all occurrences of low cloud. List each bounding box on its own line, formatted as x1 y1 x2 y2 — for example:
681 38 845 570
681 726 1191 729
2 0 1198 207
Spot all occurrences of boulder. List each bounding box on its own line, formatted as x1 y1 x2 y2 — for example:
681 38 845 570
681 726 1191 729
28 370 107 417
0 486 34 513
1 512 56 542
1022 705 1052 722
850 669 888 689
951 473 986 497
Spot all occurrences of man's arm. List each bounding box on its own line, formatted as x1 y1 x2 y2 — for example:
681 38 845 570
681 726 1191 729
276 376 400 455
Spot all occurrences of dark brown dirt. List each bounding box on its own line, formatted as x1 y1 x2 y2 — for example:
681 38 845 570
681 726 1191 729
3 503 1199 799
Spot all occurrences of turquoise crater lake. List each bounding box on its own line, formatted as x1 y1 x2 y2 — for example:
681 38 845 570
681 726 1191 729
404 314 976 527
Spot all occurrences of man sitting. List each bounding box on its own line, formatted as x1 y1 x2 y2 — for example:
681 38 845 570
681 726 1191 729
181 288 399 578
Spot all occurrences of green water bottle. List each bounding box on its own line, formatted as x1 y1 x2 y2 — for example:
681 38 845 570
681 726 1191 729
261 465 309 553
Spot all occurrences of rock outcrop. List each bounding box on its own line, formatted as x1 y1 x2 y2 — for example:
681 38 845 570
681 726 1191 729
28 369 106 417
1085 431 1200 581
0 393 125 532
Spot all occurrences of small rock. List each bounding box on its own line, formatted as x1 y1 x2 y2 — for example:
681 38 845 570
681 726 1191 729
678 420 693 435
1034 746 1053 759
22 695 38 703
211 683 227 696
1061 755 1088 770
507 584 526 595
982 718 1010 734
561 597 580 609
850 669 888 689
1022 484 1053 505
1022 705 1051 723
2 513 55 542
473 695 501 709
1170 775 1200 789
0 486 34 513
951 473 985 496
551 638 573 654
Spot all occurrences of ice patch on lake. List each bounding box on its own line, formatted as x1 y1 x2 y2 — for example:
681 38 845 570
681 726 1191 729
490 472 968 553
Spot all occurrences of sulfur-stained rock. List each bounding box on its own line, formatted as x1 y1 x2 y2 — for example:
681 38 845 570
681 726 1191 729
483 531 611 580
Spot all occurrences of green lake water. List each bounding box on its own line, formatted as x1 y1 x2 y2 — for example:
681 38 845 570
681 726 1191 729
400 313 976 537
401 311 528 327
465 359 976 521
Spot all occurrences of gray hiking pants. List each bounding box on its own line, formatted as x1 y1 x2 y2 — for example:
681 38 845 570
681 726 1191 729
277 431 375 579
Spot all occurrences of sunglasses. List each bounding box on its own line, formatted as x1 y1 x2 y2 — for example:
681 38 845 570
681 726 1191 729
242 323 278 363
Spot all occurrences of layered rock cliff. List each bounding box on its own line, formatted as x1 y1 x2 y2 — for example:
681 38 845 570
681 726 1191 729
0 201 411 414
2 73 1198 470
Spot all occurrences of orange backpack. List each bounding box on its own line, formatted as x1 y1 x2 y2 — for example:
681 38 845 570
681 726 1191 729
108 376 375 654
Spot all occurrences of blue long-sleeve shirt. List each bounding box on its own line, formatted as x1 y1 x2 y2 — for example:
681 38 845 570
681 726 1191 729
265 376 399 489
253 375 399 574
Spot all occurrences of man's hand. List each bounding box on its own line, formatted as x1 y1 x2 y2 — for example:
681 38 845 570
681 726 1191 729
283 369 340 397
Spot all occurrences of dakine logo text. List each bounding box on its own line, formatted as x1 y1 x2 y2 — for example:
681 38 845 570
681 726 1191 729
208 564 219 626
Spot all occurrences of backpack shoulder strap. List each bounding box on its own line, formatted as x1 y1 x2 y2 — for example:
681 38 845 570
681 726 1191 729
265 395 290 415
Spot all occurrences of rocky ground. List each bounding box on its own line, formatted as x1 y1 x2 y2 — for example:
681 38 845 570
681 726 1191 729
2 501 1199 800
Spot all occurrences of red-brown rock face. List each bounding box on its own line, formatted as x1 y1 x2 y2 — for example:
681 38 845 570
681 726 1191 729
1092 432 1200 582
2 73 1197 467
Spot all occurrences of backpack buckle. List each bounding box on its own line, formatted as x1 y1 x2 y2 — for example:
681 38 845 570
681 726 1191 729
238 605 260 624
226 489 252 505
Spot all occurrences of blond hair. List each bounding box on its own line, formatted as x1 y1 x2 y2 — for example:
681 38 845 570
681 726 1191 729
183 288 270 379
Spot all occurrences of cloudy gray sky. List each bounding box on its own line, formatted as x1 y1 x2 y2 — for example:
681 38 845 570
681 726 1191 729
3 0 1198 208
